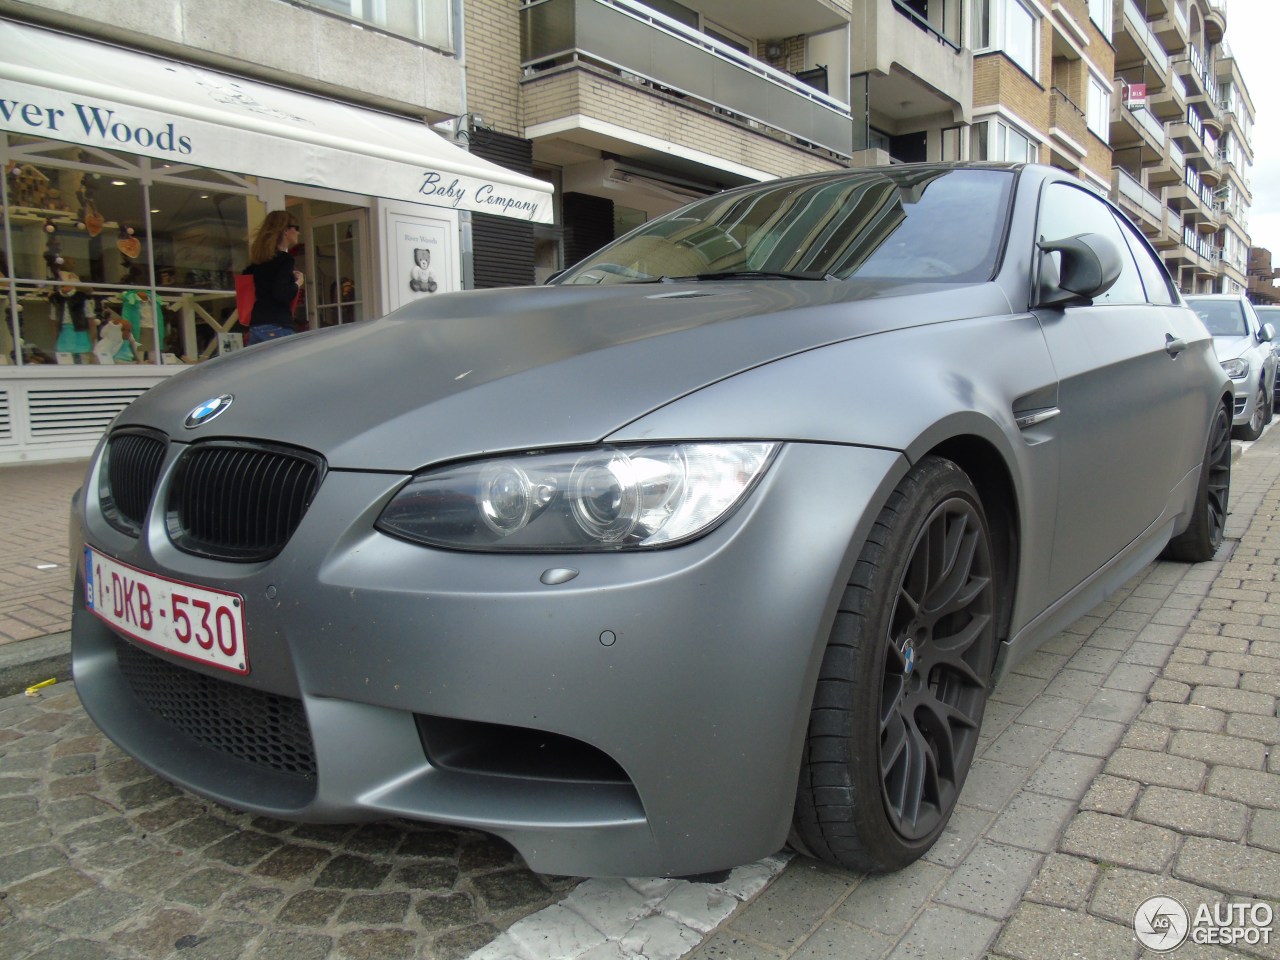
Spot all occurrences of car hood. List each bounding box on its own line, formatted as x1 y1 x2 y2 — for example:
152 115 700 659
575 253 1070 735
122 280 1012 471
1212 334 1257 363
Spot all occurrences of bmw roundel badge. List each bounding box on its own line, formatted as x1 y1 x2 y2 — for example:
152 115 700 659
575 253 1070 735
184 394 234 429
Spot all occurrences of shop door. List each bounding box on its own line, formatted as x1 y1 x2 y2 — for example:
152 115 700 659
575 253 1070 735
305 211 369 329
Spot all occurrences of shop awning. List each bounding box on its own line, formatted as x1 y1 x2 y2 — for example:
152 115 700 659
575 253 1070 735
0 20 553 223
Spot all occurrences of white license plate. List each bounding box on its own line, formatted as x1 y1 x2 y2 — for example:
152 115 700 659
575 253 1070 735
85 547 249 675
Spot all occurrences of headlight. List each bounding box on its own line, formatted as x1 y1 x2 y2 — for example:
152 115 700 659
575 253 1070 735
1221 358 1249 380
377 442 778 551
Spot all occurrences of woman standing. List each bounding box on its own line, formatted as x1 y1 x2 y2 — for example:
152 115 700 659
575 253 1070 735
243 211 305 345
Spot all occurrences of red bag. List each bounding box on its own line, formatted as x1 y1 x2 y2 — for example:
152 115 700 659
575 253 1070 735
234 273 255 327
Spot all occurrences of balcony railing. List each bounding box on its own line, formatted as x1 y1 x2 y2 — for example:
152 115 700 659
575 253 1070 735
1115 168 1164 221
521 0 854 155
1133 103 1166 145
1123 0 1170 73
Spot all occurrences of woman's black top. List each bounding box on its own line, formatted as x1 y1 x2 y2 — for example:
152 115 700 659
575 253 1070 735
244 251 298 326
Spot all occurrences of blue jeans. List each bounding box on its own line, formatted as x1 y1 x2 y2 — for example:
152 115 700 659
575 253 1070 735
247 324 296 345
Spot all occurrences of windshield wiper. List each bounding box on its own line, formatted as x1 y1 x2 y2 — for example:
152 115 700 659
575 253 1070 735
684 270 838 282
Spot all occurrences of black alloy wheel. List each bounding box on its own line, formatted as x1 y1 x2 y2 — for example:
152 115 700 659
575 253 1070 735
1162 402 1231 562
792 456 998 873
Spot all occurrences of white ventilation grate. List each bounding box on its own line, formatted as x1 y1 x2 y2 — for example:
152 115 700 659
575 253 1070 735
0 388 12 443
26 386 150 440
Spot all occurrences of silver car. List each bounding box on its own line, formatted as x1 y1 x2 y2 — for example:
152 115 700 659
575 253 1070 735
1185 294 1277 441
1252 304 1280 405
71 164 1231 878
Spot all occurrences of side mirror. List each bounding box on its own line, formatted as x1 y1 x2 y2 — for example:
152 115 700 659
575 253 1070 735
1259 322 1276 344
1036 232 1123 308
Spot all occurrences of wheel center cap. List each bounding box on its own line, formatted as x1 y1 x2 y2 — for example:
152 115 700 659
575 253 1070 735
901 639 916 676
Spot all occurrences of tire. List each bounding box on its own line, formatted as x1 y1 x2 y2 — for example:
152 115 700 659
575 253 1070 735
1162 402 1231 562
791 456 998 873
1233 382 1268 441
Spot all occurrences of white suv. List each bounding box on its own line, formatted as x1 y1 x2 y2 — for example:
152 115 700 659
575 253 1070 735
1186 294 1278 440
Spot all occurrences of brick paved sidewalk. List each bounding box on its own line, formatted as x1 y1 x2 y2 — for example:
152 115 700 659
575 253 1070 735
0 460 86 646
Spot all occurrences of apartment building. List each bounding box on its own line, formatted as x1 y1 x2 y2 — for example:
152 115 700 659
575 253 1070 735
0 0 1258 463
465 0 974 281
970 0 1115 189
1110 0 1254 294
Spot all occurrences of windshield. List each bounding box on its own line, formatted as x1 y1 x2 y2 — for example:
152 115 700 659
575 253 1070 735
1188 299 1248 337
555 167 1015 286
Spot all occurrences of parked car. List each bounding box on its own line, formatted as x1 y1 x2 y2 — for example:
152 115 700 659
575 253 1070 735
1185 294 1277 440
1252 304 1280 404
71 163 1231 879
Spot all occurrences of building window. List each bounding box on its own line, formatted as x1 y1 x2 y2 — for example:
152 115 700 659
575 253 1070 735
1087 0 1112 38
1087 74 1111 141
976 0 1039 77
301 0 453 49
971 117 1039 163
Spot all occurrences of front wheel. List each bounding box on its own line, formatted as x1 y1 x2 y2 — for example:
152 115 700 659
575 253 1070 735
791 457 998 873
1162 402 1231 562
1233 383 1268 441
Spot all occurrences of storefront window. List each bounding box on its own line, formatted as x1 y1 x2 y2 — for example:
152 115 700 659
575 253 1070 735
2 134 256 367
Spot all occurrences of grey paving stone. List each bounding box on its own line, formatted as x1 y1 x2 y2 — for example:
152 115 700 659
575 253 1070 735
42 887 145 936
1190 686 1276 716
0 844 67 885
434 923 503 960
980 724 1060 768
1163 662 1243 688
1148 678 1192 703
1133 786 1249 841
1242 672 1280 696
1171 730 1269 770
986 791 1078 853
1209 652 1280 676
1205 767 1280 810
253 930 334 960
1250 809 1280 854
1121 721 1171 751
1015 695 1085 732
1068 647 1125 675
1120 641 1176 668
1054 716 1126 758
934 840 1043 919
1041 669 1106 703
686 932 786 960
1022 751 1103 801
958 759 1027 812
994 902 1140 960
725 860 855 949
1083 688 1147 723
832 859 946 936
921 803 994 869
781 920 892 960
1024 854 1098 910
1060 812 1179 871
1227 713 1280 745
1175 836 1280 902
336 928 418 960
1104 747 1208 789
1080 775 1141 816
883 904 1000 960
991 673 1050 708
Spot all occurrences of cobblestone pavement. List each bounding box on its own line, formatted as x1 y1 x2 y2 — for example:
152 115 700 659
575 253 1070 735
2 433 1278 959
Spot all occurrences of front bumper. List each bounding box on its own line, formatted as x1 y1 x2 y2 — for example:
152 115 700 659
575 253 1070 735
72 440 904 876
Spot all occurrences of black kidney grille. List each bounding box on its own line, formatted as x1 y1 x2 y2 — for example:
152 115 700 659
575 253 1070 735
101 430 168 536
168 442 325 562
115 638 317 780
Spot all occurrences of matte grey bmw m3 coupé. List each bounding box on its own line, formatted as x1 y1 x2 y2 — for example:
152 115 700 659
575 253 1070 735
71 163 1232 878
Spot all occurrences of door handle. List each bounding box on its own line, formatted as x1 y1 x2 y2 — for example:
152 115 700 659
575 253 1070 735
1165 334 1188 357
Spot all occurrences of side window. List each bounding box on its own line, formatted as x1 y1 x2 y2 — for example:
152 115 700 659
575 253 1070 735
1036 183 1146 305
1113 211 1176 305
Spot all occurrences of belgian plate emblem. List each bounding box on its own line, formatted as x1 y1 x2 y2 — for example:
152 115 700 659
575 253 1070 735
184 394 234 429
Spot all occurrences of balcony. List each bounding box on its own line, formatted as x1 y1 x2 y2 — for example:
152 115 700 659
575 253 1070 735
1152 0 1188 53
521 0 855 156
1112 100 1165 161
1148 72 1186 122
850 0 972 127
1112 167 1165 235
1114 0 1171 77
1173 45 1215 101
1204 0 1226 45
